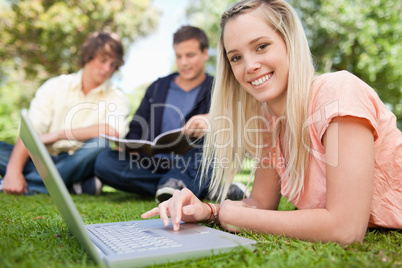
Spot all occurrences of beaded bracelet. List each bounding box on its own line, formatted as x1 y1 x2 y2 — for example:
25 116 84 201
205 203 218 225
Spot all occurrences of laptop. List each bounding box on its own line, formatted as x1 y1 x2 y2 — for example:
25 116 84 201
19 109 256 268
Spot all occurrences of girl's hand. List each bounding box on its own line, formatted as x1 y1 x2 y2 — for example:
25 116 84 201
141 188 212 231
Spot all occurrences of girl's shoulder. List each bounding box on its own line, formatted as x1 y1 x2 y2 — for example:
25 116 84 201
309 71 393 144
312 70 368 92
311 71 379 107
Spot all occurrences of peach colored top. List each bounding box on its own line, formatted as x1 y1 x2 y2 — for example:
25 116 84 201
271 71 401 229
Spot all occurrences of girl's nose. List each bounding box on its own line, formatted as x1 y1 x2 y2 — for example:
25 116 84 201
245 56 261 73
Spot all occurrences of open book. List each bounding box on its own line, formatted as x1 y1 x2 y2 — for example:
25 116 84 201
101 128 199 156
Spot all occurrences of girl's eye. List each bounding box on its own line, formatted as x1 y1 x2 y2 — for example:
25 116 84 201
230 55 241 62
257 43 268 51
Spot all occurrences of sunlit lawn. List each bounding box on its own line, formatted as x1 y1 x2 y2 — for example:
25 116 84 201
1 177 401 268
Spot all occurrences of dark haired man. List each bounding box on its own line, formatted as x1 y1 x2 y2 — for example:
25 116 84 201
94 26 249 202
0 32 130 195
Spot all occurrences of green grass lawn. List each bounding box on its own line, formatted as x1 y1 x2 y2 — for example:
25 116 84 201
0 185 401 268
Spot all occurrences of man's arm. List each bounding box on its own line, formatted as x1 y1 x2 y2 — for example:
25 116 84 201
41 123 119 145
3 138 29 195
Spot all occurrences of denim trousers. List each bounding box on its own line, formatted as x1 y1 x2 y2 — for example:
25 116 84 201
0 138 108 194
94 146 211 198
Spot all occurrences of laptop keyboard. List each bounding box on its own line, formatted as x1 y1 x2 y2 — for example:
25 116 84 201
87 222 182 254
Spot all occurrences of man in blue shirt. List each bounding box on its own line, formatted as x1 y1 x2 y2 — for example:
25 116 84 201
94 26 248 202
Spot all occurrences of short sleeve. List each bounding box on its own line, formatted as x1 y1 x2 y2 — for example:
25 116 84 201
311 71 380 144
28 77 58 134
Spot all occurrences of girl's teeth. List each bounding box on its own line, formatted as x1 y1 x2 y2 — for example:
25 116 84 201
251 73 272 86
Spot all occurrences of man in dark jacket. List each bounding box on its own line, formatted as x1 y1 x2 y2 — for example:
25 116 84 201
94 26 248 202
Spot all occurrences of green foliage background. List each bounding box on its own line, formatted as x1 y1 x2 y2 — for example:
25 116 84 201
0 0 401 145
291 0 402 123
0 0 159 144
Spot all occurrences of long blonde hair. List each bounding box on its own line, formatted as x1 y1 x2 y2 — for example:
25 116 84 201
201 0 315 203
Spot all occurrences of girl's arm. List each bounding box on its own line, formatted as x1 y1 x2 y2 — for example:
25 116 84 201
242 166 281 210
218 116 374 245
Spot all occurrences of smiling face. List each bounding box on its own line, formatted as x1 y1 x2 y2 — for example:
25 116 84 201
223 8 289 115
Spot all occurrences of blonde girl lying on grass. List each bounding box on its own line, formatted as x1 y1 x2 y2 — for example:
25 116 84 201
142 0 402 245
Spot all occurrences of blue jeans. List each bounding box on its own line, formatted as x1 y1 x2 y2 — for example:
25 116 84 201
94 147 211 198
0 138 108 194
